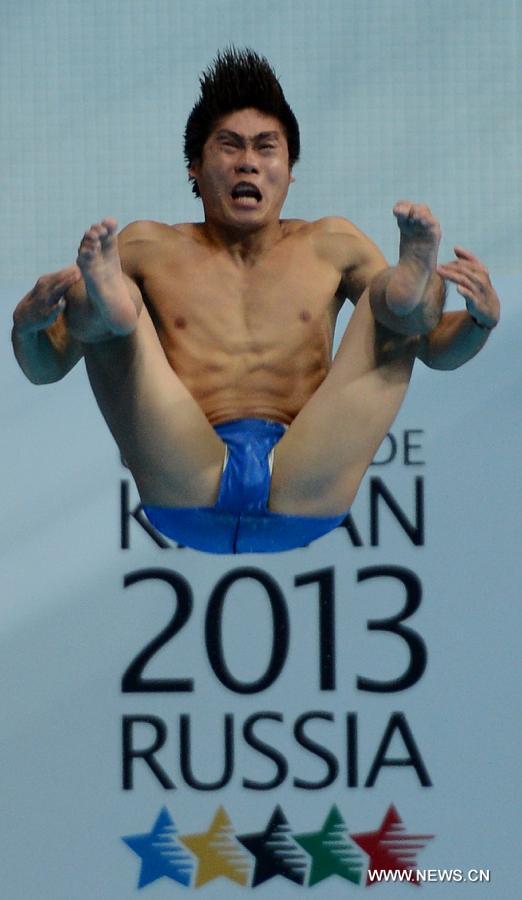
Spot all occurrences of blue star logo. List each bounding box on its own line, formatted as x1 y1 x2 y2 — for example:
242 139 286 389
122 807 194 889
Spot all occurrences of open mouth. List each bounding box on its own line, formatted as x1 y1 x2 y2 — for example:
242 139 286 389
231 181 262 204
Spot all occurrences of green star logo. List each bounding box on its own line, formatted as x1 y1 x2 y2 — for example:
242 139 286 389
294 805 364 886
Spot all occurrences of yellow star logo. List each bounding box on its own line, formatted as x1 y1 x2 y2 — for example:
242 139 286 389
180 807 251 887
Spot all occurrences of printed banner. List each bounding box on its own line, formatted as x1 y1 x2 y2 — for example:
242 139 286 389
3 280 519 896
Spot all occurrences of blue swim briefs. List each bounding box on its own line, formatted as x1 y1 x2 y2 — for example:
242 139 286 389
143 418 347 554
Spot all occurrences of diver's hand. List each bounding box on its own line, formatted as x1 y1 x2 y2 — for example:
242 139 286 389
13 265 81 334
437 247 499 330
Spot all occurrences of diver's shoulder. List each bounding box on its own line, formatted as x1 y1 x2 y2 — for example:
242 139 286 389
118 219 172 243
282 216 362 238
119 220 206 252
311 215 362 236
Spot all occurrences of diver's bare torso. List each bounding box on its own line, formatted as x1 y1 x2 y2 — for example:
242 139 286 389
70 211 416 516
118 216 364 426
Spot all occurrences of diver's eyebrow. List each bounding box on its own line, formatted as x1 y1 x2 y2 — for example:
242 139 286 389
215 129 281 143
215 129 243 140
254 131 280 142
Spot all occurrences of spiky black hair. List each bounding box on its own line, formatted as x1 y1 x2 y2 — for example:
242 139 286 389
184 47 300 197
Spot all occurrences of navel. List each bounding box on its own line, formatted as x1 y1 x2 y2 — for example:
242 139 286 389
299 309 311 323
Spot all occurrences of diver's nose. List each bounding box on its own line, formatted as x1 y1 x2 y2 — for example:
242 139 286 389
237 162 259 174
235 148 259 174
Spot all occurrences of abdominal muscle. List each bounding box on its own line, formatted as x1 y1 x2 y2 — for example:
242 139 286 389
159 328 333 426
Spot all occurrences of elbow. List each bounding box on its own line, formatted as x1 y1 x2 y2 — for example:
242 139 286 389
24 369 64 385
14 353 69 385
419 352 462 371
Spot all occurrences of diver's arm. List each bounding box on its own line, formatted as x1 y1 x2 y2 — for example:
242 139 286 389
12 266 84 385
416 246 499 370
416 311 494 370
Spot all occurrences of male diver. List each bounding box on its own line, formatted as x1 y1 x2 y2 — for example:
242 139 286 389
12 49 500 553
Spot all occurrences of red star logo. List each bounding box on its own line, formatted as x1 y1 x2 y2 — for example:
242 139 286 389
351 805 434 886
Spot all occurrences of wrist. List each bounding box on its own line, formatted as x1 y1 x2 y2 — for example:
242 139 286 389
469 313 495 332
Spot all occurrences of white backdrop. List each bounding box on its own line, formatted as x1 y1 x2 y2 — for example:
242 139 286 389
2 1 521 897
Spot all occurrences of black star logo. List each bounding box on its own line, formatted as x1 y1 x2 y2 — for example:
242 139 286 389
237 805 308 887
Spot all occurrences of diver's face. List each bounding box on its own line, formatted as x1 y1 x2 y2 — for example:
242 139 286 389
190 108 294 229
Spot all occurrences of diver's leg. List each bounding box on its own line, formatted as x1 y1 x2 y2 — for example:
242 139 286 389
71 220 225 506
269 291 417 516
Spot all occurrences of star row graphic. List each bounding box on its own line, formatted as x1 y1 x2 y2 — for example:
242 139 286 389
122 804 434 889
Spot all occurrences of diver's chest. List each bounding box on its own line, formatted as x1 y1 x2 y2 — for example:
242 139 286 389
144 250 338 333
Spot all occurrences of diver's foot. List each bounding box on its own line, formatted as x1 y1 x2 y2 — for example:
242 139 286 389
76 218 137 335
394 201 441 272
